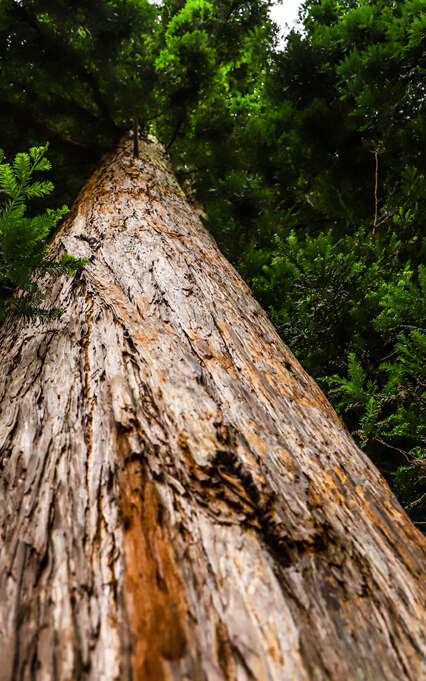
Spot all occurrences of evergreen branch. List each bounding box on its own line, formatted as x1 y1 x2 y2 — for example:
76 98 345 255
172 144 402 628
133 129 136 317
10 1 117 128
2 102 103 157
7 81 109 133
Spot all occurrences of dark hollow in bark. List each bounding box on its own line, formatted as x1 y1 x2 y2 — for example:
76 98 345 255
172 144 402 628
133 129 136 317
0 137 425 681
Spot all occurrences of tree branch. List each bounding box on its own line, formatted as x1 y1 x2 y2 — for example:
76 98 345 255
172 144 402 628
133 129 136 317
2 101 103 157
165 119 183 152
10 1 117 128
371 147 380 237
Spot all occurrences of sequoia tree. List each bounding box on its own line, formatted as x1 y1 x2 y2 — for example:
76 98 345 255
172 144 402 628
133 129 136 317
0 136 425 681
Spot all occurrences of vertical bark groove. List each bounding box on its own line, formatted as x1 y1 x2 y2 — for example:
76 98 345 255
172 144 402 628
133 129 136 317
0 136 425 681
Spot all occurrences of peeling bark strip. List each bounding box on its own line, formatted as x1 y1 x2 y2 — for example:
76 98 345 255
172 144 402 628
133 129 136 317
0 137 425 681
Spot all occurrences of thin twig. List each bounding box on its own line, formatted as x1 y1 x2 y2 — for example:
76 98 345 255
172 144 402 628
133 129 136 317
166 119 183 152
374 436 416 463
379 350 397 363
176 166 211 176
372 148 379 237
407 492 426 511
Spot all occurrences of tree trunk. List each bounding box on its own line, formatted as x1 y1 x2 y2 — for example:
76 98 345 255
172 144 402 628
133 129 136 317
0 137 425 681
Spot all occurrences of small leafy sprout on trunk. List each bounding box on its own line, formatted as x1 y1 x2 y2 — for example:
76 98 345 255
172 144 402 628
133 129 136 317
0 144 86 322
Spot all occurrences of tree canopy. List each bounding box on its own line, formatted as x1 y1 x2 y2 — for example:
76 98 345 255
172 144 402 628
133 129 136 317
0 0 424 524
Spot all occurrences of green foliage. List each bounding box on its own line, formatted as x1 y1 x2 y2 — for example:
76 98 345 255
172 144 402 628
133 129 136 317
246 228 398 375
324 266 425 518
0 144 85 321
326 328 426 523
243 220 425 521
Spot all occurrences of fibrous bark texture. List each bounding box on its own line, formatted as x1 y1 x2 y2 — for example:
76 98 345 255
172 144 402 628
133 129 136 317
0 137 425 681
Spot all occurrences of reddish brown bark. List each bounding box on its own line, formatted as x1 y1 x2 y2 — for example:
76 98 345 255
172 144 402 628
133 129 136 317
0 137 425 681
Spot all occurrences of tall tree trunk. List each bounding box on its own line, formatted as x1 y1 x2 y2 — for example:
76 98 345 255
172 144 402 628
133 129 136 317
0 137 425 681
